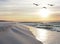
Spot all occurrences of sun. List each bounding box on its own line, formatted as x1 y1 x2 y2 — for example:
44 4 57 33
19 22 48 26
39 8 51 18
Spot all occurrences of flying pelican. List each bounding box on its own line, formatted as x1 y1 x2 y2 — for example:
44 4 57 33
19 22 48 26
33 3 39 6
48 4 54 6
42 7 47 9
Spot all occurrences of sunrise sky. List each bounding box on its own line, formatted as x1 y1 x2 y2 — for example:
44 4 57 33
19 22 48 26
0 0 60 22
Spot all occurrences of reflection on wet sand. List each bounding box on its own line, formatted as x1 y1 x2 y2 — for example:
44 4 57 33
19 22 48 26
29 27 60 44
36 29 48 42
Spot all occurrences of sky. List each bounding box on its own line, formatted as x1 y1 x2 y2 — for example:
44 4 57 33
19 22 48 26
0 0 60 22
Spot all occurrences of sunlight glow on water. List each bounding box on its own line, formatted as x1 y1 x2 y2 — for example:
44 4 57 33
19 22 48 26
36 29 48 42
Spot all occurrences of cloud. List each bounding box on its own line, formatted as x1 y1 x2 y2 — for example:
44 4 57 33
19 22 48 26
0 0 60 13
